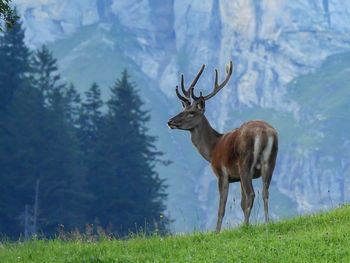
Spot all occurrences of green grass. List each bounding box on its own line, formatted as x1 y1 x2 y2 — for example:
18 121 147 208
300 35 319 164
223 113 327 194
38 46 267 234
1 206 350 262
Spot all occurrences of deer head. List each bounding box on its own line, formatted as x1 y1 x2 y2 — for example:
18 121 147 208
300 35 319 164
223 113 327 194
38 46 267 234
167 61 233 131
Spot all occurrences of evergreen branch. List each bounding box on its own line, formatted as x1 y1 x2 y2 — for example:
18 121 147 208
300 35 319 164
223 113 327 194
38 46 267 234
0 0 18 31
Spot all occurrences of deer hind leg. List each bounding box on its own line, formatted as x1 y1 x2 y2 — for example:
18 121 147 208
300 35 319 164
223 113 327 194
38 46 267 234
240 158 255 225
240 184 247 221
240 177 255 225
240 135 260 225
261 136 275 224
216 169 229 233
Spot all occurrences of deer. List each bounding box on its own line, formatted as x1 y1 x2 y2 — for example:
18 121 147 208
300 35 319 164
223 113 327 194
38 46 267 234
167 61 278 233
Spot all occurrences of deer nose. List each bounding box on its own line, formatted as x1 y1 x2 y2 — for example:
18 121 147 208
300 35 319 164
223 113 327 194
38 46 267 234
167 119 177 129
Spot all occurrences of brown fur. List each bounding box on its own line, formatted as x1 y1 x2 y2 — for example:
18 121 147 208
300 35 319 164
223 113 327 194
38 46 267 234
211 120 278 182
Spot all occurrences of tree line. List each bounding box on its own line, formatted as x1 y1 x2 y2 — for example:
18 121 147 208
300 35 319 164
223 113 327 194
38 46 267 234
0 16 168 238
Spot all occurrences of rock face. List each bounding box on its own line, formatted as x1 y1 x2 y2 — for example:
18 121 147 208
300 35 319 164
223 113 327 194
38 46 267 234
15 0 350 110
14 0 350 231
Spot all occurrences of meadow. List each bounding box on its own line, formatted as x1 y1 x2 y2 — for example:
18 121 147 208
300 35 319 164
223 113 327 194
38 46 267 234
1 206 350 263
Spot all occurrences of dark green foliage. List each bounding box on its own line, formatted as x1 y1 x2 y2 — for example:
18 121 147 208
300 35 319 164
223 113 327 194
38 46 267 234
78 82 103 154
87 70 168 235
0 14 30 109
0 1 18 31
0 41 88 237
30 46 87 236
0 19 168 238
0 16 32 237
77 82 104 224
31 45 62 107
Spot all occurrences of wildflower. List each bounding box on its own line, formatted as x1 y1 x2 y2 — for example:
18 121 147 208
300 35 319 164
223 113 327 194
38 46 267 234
326 232 329 235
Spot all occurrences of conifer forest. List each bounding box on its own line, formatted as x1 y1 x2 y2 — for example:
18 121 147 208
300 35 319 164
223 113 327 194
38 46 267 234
0 17 168 239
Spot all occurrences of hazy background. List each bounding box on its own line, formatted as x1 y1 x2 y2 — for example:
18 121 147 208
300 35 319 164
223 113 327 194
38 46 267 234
13 0 350 232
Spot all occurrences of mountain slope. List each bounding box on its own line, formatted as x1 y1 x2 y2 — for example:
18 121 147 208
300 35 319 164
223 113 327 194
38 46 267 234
281 51 350 207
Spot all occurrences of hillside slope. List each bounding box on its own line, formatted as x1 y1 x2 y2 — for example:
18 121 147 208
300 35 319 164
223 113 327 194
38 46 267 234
1 206 350 262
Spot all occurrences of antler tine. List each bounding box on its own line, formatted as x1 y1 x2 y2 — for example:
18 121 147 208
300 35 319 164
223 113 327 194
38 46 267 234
189 64 205 90
180 74 190 99
189 64 205 101
176 64 206 102
175 85 190 104
203 61 233 101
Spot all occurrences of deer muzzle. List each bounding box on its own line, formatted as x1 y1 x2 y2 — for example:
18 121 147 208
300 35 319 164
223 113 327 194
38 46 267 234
167 118 179 129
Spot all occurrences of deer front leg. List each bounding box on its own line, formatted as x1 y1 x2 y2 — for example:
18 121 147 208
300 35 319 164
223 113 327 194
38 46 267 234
216 172 229 233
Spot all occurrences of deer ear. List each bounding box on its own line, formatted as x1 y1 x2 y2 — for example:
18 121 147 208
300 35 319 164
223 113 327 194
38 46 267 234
196 99 205 110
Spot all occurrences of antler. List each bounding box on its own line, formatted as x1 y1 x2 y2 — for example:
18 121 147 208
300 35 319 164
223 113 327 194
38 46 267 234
176 64 205 104
191 61 233 101
175 85 189 104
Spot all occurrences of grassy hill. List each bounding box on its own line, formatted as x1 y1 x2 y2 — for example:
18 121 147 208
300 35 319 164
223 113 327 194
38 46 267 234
1 206 349 262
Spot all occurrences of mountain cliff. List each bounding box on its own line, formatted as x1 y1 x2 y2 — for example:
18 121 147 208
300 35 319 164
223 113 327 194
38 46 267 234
13 0 350 232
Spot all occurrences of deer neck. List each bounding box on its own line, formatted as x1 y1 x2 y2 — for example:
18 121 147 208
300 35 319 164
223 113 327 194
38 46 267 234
189 116 222 162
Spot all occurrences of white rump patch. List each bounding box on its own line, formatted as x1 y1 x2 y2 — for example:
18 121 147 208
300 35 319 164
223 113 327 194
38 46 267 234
262 136 274 162
252 135 261 171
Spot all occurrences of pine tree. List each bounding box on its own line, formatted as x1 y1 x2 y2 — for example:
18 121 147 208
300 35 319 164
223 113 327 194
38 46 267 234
31 45 62 107
77 82 104 225
0 23 88 238
78 82 103 155
64 83 81 125
90 70 168 235
30 45 88 236
0 15 33 237
0 12 30 109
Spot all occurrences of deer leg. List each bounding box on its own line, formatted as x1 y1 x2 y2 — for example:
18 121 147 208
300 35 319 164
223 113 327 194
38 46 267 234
261 164 272 224
240 183 247 221
240 170 255 225
261 136 276 224
216 172 229 233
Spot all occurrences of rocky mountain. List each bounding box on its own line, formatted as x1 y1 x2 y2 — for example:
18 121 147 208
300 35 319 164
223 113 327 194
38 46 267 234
13 0 350 232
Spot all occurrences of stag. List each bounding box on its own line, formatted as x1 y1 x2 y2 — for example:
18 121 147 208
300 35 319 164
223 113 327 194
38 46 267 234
167 61 278 232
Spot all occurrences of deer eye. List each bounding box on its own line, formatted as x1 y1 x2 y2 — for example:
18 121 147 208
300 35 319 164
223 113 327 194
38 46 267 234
188 111 195 117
